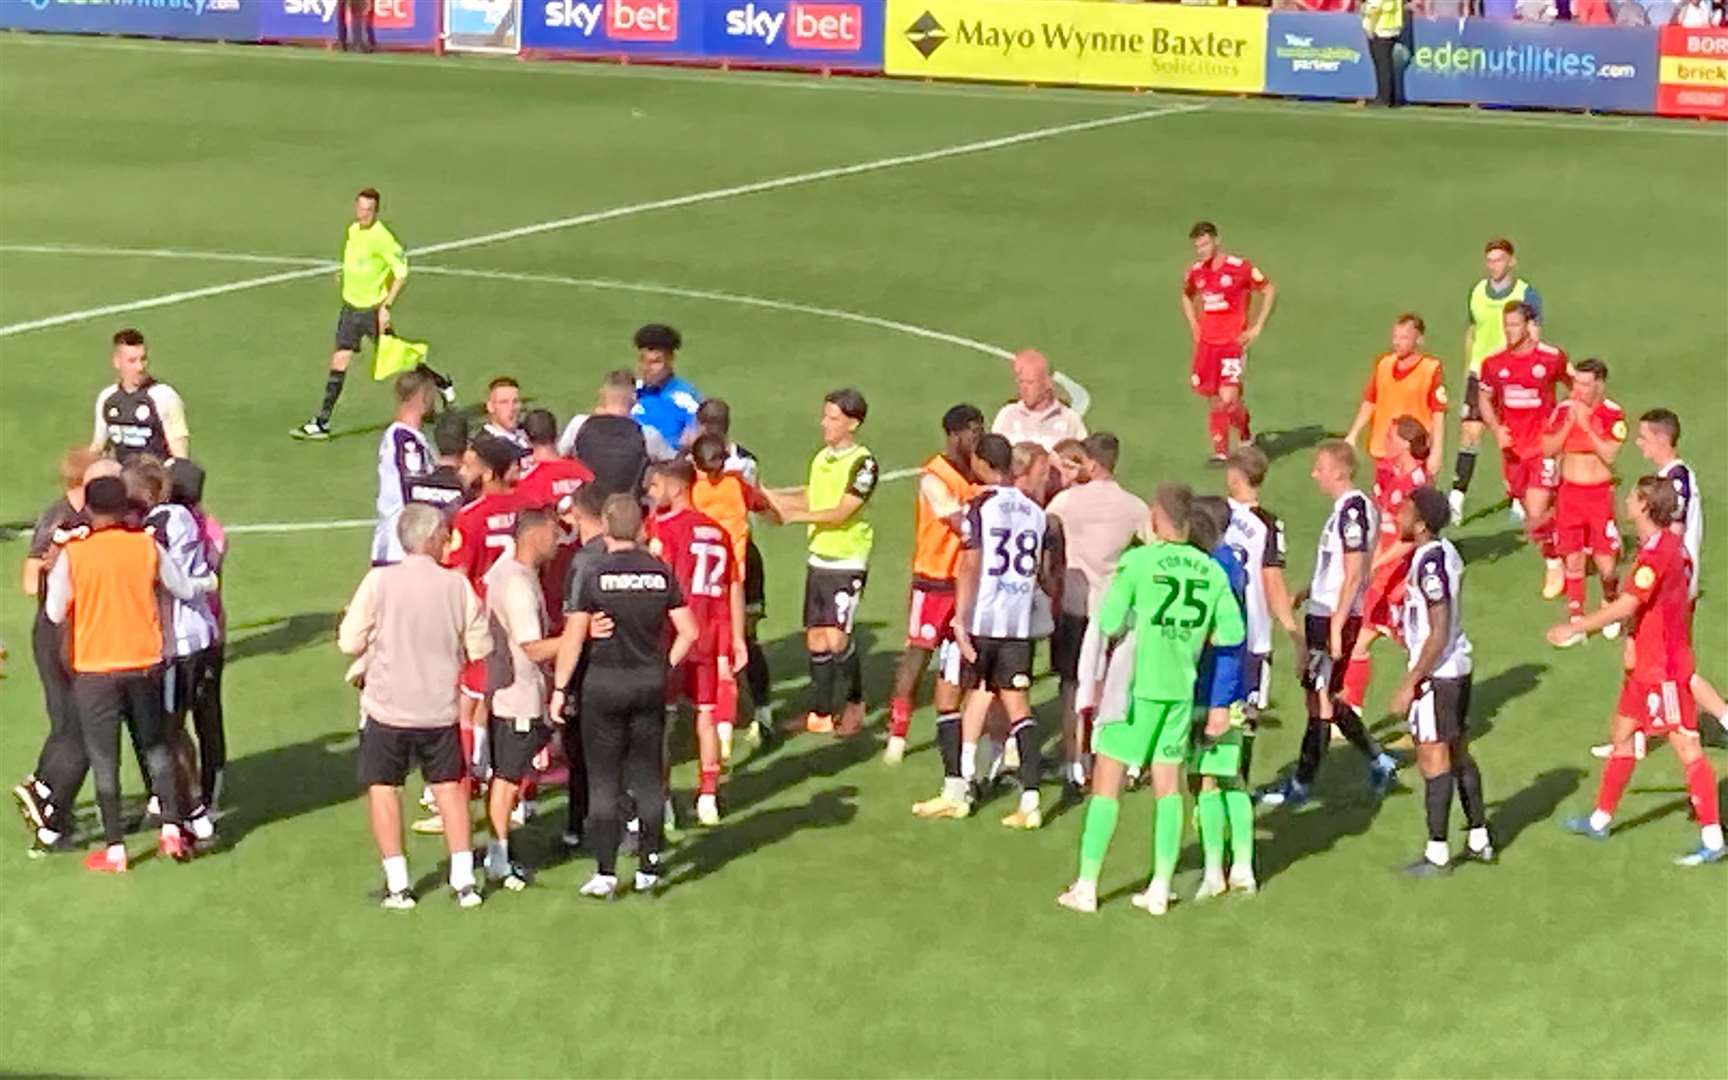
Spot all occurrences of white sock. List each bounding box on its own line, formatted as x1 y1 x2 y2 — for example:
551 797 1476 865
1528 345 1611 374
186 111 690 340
487 838 508 872
959 741 978 782
718 721 734 741
1425 840 1451 866
1467 826 1490 852
382 855 409 893
1019 788 1040 813
449 849 476 890
32 779 51 800
942 777 969 803
189 813 215 841
36 827 60 845
626 817 641 834
1068 760 1086 785
160 821 181 841
1701 824 1725 851
1589 809 1613 832
106 843 126 862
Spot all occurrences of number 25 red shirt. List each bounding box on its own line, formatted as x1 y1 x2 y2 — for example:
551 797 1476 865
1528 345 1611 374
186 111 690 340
1183 255 1268 345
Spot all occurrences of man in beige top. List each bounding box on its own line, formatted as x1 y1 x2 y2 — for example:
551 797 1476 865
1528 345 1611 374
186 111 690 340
991 349 1087 452
339 503 493 911
1044 433 1152 798
480 509 562 892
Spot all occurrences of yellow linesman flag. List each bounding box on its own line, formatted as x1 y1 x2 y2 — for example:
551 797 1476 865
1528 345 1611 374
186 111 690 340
373 333 429 381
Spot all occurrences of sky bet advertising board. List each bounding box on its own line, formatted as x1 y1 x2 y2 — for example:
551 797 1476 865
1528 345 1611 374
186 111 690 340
522 0 883 68
258 0 440 49
1404 18 1658 113
0 0 258 39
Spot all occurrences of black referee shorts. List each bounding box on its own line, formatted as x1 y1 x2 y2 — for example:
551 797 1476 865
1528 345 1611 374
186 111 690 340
334 302 381 352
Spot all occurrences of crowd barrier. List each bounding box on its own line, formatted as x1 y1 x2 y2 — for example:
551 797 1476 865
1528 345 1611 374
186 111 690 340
1 0 1721 118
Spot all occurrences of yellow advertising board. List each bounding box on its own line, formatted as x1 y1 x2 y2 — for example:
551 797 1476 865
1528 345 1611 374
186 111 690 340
885 0 1267 93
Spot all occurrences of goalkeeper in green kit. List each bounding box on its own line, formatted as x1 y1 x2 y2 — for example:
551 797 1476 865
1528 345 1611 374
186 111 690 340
1057 483 1245 916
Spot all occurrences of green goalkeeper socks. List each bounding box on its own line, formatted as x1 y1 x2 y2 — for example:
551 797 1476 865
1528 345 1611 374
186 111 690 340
1223 786 1255 869
1195 789 1225 877
1152 793 1183 885
1077 794 1120 884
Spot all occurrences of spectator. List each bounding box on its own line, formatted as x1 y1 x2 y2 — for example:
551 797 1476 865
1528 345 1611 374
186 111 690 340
338 503 495 910
1674 0 1713 25
1482 0 1519 18
991 349 1087 452
1575 0 1614 19
338 0 376 52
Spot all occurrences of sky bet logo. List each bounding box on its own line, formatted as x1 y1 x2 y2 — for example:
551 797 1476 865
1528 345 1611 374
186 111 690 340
286 0 414 28
725 2 863 50
545 0 679 40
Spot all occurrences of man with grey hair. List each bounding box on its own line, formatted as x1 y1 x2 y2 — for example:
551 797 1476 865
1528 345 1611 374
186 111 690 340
339 503 494 910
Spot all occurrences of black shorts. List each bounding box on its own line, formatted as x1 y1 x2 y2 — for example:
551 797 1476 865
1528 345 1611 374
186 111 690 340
489 715 552 783
961 636 1035 694
744 537 766 618
335 302 381 352
803 565 866 632
1408 674 1472 744
163 645 221 719
1462 371 1484 424
1300 614 1361 696
357 720 463 788
1050 612 1086 682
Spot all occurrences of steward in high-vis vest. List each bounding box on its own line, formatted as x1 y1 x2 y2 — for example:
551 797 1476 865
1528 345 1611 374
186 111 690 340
763 389 879 736
1362 0 1406 107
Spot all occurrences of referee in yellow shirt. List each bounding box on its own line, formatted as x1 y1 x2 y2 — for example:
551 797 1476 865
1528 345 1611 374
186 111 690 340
293 188 452 441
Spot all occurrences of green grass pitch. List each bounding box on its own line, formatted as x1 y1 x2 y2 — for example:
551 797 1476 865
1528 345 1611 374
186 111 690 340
1 33 1724 1078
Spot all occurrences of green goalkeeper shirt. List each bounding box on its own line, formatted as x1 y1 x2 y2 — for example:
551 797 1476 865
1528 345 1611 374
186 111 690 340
1098 539 1245 700
341 220 407 309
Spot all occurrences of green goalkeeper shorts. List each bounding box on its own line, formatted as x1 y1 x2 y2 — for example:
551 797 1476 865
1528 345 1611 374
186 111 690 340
1095 698 1192 769
1188 714 1244 778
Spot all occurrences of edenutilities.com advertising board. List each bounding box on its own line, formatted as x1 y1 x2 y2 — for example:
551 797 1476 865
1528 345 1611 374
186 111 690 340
1404 17 1658 112
522 0 884 67
883 0 1265 93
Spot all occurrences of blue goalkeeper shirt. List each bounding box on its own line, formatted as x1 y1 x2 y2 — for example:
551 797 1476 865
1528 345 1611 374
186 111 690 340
1197 543 1249 708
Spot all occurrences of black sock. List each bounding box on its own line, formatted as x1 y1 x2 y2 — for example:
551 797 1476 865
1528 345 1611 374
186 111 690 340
1333 707 1384 760
1012 719 1040 792
935 712 961 778
1453 448 1477 494
316 368 347 425
808 652 836 718
1240 731 1256 786
841 640 863 705
413 362 452 391
1452 754 1487 830
1424 772 1455 844
1295 719 1326 785
745 639 769 710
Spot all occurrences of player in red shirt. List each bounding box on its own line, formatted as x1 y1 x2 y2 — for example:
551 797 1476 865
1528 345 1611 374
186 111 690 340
515 409 595 628
645 459 744 828
1180 221 1276 465
1540 358 1625 625
1475 301 1570 598
1340 416 1430 712
1552 477 1724 866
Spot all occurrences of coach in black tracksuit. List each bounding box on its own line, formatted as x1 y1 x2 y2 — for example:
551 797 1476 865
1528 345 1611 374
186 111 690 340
551 494 696 896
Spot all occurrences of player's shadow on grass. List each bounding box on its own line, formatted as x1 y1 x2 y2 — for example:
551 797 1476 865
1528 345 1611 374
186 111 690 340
209 729 361 850
667 785 858 891
225 611 339 665
1454 528 1527 566
1489 766 1584 852
1253 424 1327 465
1256 766 1398 883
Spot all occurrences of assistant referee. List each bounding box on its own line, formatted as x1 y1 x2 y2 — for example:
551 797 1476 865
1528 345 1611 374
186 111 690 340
293 188 451 441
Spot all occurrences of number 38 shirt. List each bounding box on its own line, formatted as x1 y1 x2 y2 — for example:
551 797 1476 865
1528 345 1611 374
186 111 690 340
961 484 1049 640
445 489 524 597
1099 540 1245 702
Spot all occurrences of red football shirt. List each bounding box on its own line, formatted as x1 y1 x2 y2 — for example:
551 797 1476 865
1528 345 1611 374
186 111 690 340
646 506 736 625
1183 255 1268 345
1372 458 1429 543
516 456 594 511
1479 341 1571 459
1625 529 1695 683
1544 396 1627 457
445 489 522 595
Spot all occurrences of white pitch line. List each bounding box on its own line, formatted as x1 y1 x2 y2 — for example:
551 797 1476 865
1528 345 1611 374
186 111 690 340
0 105 1195 339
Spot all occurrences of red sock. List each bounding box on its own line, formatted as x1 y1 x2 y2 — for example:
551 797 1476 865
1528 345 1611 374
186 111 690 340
1563 573 1586 617
1207 406 1229 457
1684 757 1720 828
1595 754 1638 817
699 766 721 797
889 697 912 739
520 778 538 802
1231 400 1252 441
1531 519 1557 560
1341 655 1372 712
716 677 738 725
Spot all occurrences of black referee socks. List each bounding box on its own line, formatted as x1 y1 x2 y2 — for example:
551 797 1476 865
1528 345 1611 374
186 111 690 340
316 368 347 425
1453 448 1477 494
808 651 837 718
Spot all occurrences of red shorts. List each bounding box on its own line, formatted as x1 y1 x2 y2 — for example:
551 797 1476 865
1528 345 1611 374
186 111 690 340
1363 554 1410 637
671 617 733 710
1618 676 1697 736
460 658 487 700
1554 481 1620 557
1500 450 1558 501
1190 340 1245 398
905 582 957 650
